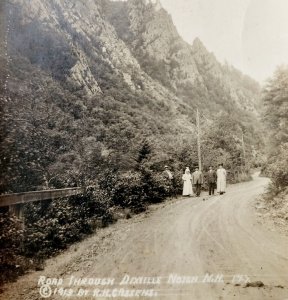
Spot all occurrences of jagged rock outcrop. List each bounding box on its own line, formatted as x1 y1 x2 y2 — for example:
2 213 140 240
9 0 258 115
112 0 202 90
104 0 260 114
10 0 209 118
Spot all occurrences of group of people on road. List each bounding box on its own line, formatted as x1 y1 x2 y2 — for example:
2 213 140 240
163 164 227 198
181 165 226 197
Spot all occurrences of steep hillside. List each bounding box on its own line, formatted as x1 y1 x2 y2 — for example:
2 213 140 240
0 0 263 193
103 0 260 116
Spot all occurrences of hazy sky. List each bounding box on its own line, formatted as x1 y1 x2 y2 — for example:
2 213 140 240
160 0 288 83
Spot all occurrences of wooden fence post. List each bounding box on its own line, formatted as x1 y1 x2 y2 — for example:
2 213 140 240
9 204 24 219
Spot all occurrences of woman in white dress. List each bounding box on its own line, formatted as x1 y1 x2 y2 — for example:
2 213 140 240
182 167 194 196
217 164 227 194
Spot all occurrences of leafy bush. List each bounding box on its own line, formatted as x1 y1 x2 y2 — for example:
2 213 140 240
98 168 168 213
0 213 26 285
22 187 114 258
99 170 144 212
266 144 288 190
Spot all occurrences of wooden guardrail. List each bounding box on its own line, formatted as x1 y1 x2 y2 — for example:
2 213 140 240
0 187 85 219
0 187 84 207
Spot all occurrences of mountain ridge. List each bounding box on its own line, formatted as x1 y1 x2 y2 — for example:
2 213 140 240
102 0 260 116
0 0 264 193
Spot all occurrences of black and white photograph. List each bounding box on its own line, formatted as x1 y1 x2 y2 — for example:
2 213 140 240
0 0 288 299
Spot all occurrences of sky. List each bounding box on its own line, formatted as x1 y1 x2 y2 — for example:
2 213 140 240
160 0 288 83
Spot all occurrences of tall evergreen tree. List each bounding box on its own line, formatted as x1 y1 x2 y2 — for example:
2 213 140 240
262 66 288 190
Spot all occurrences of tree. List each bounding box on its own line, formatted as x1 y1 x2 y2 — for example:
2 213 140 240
262 65 288 190
263 66 288 147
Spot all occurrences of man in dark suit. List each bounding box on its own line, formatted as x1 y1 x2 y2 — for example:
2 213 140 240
163 165 177 198
206 166 217 195
192 166 203 197
163 165 173 181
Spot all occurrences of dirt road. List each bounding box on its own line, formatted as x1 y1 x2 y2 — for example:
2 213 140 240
1 174 288 300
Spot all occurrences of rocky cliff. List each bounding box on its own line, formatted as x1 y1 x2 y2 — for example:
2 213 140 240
0 0 263 192
4 0 260 117
104 0 260 114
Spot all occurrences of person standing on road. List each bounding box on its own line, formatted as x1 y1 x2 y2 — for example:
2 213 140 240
163 165 173 181
163 165 177 198
217 164 227 195
206 166 217 196
182 167 194 196
192 166 203 197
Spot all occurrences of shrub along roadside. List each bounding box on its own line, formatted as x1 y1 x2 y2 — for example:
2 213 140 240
0 213 26 285
0 166 172 286
98 168 171 214
0 187 115 286
0 143 252 287
22 187 114 259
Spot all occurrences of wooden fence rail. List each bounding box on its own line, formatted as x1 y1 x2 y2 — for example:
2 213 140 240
0 187 84 207
0 187 85 219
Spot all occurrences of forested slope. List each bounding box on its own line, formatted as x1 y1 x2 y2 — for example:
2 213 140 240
0 0 264 194
0 0 268 285
261 66 288 216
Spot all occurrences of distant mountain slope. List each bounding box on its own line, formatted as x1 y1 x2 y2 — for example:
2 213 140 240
103 0 260 115
0 0 263 193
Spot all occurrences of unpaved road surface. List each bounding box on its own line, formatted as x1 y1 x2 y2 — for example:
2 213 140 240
1 175 288 300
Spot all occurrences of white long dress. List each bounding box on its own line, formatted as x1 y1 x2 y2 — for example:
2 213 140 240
217 168 227 193
182 173 193 196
